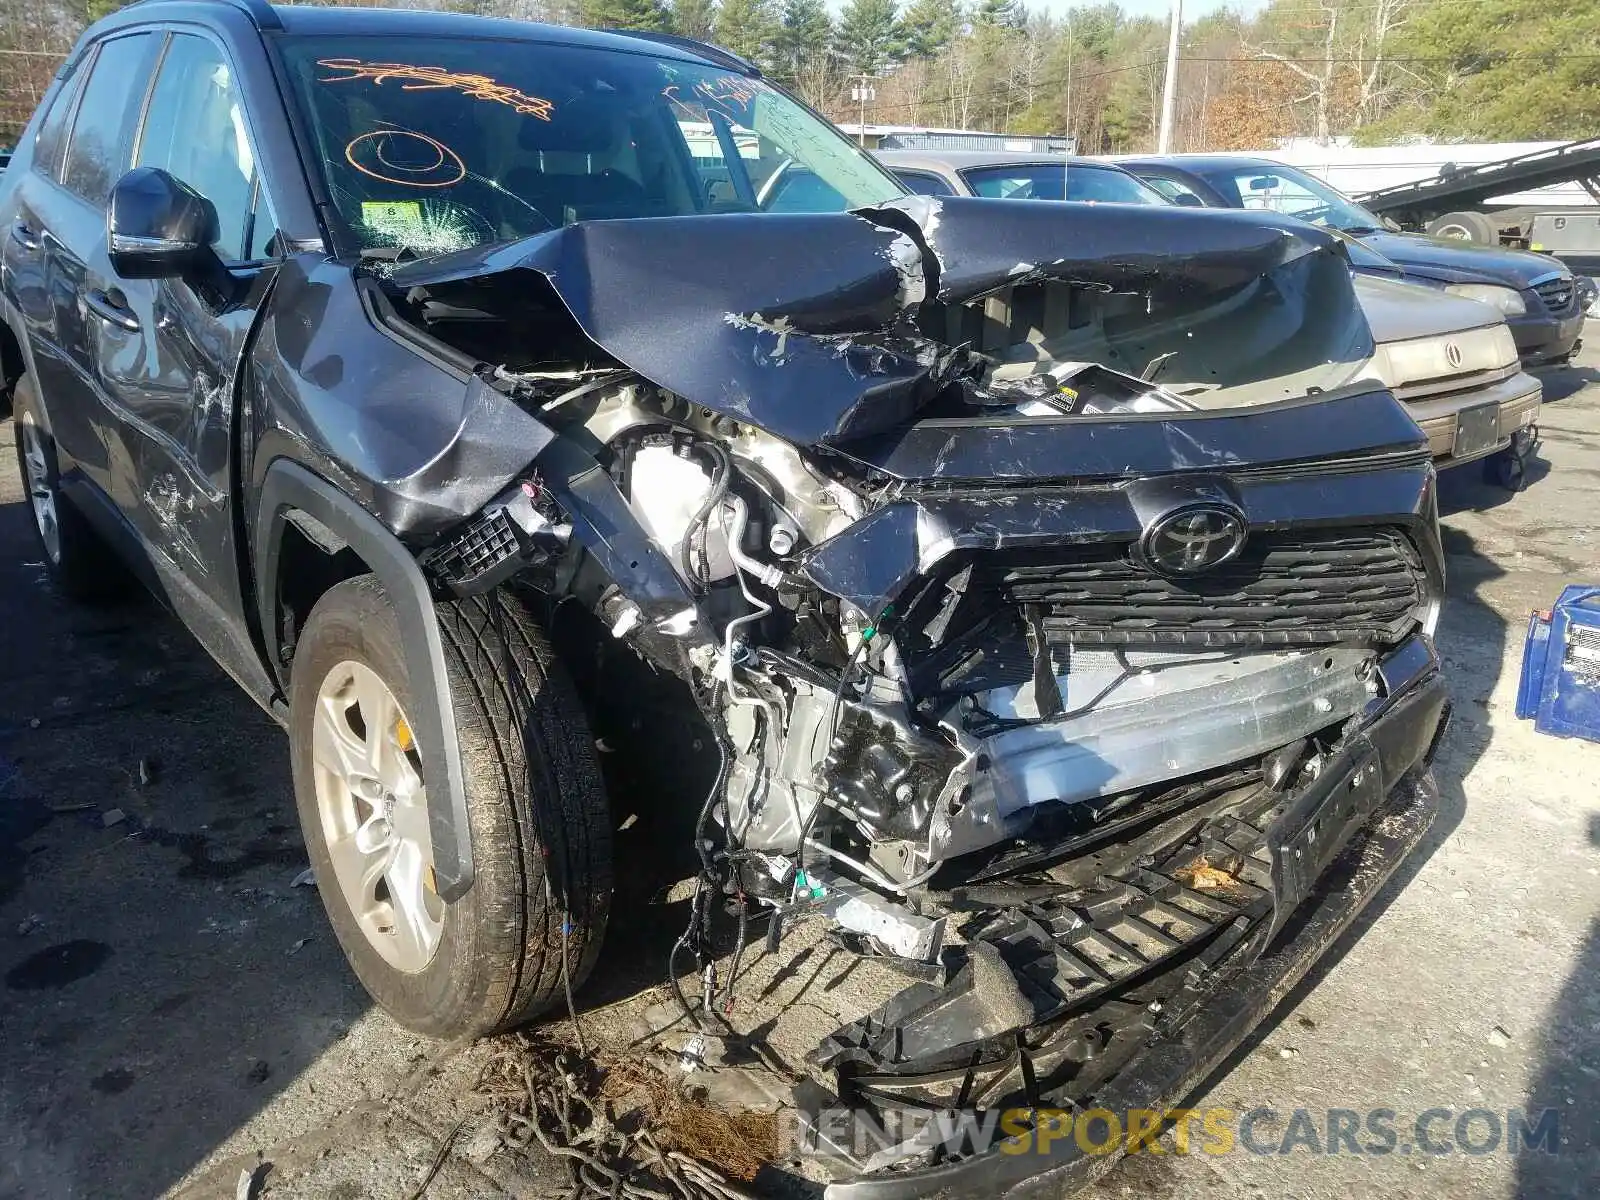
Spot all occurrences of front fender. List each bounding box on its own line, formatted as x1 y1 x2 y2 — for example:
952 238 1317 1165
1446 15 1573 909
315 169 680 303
254 459 475 902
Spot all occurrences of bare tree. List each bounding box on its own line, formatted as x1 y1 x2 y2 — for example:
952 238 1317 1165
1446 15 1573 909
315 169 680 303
1250 0 1340 144
1351 0 1421 126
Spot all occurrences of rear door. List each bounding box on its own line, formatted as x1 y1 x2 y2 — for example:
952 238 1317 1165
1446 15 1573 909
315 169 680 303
1 43 129 493
41 31 161 510
92 30 282 690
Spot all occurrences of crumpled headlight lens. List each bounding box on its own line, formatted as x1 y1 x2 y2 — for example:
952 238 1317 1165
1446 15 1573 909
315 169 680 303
1444 283 1527 316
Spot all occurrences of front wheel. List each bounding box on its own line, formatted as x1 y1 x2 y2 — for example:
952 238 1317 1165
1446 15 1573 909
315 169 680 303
289 576 612 1037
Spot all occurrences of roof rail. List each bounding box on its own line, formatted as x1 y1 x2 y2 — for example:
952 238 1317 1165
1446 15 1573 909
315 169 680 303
604 29 760 76
126 0 283 31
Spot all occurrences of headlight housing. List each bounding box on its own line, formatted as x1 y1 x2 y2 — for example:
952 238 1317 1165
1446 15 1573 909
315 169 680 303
1444 283 1527 316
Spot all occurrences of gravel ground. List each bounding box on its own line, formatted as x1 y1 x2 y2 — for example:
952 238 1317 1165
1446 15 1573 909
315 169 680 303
1 346 1596 1200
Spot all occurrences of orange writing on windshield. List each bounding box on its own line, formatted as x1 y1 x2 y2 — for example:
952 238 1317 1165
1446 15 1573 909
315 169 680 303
316 59 555 121
345 128 466 188
663 75 764 125
695 75 761 107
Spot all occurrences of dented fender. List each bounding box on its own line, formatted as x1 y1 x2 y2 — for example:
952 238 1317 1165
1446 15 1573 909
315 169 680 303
247 255 557 541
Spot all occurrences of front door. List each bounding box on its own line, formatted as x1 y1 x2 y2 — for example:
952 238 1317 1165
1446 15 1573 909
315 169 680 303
88 31 282 699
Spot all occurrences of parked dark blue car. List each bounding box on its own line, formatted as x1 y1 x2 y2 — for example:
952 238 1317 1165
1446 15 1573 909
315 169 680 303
1122 155 1589 368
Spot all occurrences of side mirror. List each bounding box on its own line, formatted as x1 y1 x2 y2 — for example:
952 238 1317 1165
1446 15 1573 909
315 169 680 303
107 167 218 280
1172 193 1206 207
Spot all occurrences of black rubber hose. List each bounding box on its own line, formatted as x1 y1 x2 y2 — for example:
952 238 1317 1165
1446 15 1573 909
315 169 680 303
722 892 750 1016
669 685 731 1032
668 886 707 1032
678 441 731 590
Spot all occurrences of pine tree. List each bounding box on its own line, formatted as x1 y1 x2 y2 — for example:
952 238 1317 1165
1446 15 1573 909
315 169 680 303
715 0 779 66
901 0 962 59
774 0 834 80
672 0 718 40
835 0 903 75
971 0 1023 30
581 0 671 30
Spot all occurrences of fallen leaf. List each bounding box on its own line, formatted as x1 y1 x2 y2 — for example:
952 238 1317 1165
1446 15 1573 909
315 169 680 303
1182 863 1236 891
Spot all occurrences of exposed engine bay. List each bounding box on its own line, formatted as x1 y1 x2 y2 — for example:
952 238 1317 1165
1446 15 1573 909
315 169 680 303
374 195 1450 1188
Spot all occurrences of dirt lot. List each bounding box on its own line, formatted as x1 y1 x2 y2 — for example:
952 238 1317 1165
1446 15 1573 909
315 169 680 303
2 347 1598 1200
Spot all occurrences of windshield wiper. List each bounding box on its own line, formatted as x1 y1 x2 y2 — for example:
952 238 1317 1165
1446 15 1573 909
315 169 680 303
1340 225 1385 236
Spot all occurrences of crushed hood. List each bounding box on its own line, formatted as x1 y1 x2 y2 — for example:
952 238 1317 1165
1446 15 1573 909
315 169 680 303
388 198 1373 446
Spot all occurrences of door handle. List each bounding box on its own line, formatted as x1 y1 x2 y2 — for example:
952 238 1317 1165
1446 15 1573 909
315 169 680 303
84 288 140 332
9 219 41 251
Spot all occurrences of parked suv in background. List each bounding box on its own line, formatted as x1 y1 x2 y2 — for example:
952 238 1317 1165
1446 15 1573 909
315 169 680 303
2 5 1451 1195
1121 155 1587 368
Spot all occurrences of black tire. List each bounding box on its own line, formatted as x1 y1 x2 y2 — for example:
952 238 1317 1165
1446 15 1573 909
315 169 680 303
10 371 128 600
289 576 612 1038
1484 444 1529 492
1427 210 1498 244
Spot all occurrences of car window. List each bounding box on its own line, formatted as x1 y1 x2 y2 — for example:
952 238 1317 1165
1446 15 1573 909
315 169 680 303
1141 174 1206 205
961 163 1162 205
135 34 261 260
245 180 281 260
33 57 88 184
1225 170 1322 217
60 33 158 205
275 36 903 255
760 165 847 213
893 170 956 197
1199 164 1387 233
693 132 848 213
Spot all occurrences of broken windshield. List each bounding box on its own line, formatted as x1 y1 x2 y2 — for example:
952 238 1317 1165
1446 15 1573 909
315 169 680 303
276 36 904 256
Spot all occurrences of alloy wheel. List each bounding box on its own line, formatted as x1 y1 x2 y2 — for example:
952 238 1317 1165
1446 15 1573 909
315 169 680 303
311 660 444 972
19 411 60 565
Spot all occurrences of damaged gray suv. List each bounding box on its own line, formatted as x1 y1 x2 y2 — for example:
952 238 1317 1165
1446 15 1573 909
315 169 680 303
2 3 1450 1194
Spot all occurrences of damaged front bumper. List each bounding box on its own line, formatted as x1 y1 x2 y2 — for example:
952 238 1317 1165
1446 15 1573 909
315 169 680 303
798 631 1449 1199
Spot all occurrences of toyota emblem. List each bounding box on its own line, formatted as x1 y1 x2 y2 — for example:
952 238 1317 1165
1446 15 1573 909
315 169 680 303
1444 342 1463 369
1140 505 1248 577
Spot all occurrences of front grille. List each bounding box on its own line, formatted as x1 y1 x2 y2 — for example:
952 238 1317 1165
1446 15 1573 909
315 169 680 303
1534 275 1575 314
814 797 1277 1078
988 529 1426 649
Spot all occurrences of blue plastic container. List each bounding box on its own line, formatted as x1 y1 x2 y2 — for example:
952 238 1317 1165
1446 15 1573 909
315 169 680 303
1515 585 1600 742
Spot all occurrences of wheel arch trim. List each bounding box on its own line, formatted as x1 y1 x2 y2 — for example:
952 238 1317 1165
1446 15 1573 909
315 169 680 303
255 458 474 901
1 302 47 429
